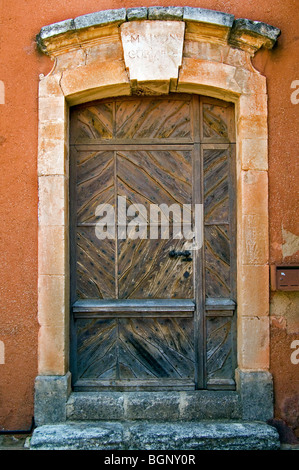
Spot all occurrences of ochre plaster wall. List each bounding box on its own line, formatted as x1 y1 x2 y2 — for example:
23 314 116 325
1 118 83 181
0 0 298 432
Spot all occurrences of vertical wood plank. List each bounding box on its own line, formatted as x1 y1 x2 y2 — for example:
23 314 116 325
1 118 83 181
193 142 205 388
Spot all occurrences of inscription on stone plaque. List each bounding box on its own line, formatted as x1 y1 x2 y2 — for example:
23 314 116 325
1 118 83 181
121 21 185 82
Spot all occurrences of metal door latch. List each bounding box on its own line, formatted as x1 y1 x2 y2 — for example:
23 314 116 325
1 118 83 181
169 250 192 261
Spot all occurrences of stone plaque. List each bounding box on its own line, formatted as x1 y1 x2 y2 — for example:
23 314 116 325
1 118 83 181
121 21 185 82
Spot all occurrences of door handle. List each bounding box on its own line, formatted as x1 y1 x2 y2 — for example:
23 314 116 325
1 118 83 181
169 250 192 261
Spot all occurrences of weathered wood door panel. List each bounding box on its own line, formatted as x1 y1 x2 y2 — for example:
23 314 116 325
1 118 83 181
70 95 236 391
76 316 195 385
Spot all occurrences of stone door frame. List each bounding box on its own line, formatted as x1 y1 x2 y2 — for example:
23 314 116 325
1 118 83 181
35 7 280 424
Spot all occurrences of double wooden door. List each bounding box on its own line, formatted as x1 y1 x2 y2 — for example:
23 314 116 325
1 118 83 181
70 94 237 391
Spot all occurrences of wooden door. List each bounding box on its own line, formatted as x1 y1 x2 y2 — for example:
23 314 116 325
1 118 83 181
70 94 236 391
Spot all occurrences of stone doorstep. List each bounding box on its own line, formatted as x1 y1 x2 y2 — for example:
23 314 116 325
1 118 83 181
66 391 242 422
30 421 280 450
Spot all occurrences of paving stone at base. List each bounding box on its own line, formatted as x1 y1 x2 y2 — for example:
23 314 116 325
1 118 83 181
30 421 280 450
30 422 124 450
127 421 280 451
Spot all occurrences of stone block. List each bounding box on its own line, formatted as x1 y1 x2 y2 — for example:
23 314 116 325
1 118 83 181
38 120 67 177
54 49 86 73
236 369 274 420
39 74 63 98
39 96 65 123
34 373 71 426
238 265 269 317
237 115 268 140
38 121 68 176
38 275 66 327
238 138 268 171
38 139 65 176
183 40 226 62
38 19 75 40
238 316 270 369
127 421 279 450
31 422 124 450
37 19 75 51
183 7 234 27
238 93 268 118
239 170 268 216
38 324 68 376
85 40 123 65
230 18 281 50
39 121 65 142
38 176 66 226
127 7 148 21
121 21 185 82
124 392 180 421
67 393 125 421
74 9 126 30
38 225 66 276
241 214 268 265
148 6 183 21
235 68 267 95
180 391 241 420
60 60 129 99
178 58 241 95
224 47 250 69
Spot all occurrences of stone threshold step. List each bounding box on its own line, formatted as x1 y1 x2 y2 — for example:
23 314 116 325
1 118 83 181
30 421 280 450
66 391 242 421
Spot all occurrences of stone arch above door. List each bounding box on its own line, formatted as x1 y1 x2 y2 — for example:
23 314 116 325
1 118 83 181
36 6 280 422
